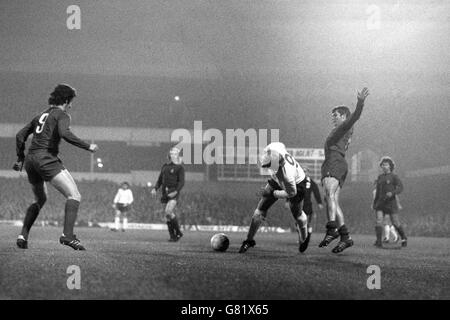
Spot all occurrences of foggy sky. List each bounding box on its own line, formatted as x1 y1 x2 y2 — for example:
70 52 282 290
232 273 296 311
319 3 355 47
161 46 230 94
0 0 449 170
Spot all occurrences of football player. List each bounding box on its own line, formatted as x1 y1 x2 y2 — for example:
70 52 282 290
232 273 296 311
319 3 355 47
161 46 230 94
112 181 134 232
320 87 369 253
151 147 185 241
14 84 98 250
239 142 309 253
373 156 407 247
296 168 324 248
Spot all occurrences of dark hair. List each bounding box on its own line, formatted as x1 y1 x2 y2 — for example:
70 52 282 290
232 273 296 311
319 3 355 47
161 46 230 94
332 105 351 118
379 156 395 171
121 181 129 187
48 84 76 106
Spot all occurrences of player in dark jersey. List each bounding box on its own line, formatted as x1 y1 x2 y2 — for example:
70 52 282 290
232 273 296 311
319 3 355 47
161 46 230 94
319 87 369 253
13 84 98 250
300 169 324 247
373 156 407 247
151 147 185 241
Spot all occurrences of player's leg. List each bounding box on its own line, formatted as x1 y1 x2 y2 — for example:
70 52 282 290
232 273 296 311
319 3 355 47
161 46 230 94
166 200 183 241
382 214 391 242
239 185 276 253
49 169 85 250
331 185 354 253
319 177 340 247
389 223 399 242
114 209 121 231
122 210 128 232
374 210 384 247
17 181 48 249
390 213 407 247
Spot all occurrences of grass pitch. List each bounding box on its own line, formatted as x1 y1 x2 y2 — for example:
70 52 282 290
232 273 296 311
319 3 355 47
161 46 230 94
0 225 449 300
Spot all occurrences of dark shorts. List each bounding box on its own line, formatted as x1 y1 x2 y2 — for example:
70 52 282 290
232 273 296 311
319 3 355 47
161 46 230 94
257 179 306 218
375 200 398 215
302 203 313 216
116 203 131 213
24 152 65 185
161 187 180 204
321 159 348 187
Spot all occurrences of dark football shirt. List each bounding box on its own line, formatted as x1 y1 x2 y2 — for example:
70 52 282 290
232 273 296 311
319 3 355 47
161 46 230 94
154 162 185 193
16 107 90 160
373 172 403 209
322 99 364 165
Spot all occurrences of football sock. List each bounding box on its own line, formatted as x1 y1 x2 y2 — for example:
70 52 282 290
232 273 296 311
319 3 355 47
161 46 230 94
21 203 41 239
63 199 80 238
375 225 383 243
167 221 175 239
394 225 407 240
325 221 338 235
172 217 182 236
115 217 120 230
338 225 350 241
123 218 128 230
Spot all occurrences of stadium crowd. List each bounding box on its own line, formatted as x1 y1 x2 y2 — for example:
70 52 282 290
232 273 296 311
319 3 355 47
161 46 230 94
0 177 449 237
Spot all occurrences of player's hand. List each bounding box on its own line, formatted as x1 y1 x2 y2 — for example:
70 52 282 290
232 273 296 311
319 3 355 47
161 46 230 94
89 144 99 152
357 87 369 102
151 188 157 197
318 204 324 210
13 160 24 172
386 192 393 198
112 203 117 209
168 191 178 198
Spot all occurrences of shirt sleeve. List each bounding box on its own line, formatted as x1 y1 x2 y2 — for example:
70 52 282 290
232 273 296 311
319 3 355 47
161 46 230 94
16 119 35 161
176 166 185 192
58 113 91 150
328 99 364 146
113 190 120 204
154 166 164 190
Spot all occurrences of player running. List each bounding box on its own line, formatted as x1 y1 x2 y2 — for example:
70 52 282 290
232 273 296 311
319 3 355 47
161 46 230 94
14 84 98 250
151 147 185 242
373 156 407 247
239 142 309 254
319 87 369 253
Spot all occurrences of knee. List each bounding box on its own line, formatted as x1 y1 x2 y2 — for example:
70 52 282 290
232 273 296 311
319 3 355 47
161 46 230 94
68 191 81 202
296 212 307 226
252 209 266 223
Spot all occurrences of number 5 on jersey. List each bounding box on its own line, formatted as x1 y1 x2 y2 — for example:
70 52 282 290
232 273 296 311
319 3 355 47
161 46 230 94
36 113 49 134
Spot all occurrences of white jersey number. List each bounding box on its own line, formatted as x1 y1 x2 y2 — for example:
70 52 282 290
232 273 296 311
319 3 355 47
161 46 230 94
35 113 49 134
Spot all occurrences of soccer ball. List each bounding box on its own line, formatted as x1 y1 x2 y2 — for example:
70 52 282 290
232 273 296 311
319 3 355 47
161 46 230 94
210 233 230 252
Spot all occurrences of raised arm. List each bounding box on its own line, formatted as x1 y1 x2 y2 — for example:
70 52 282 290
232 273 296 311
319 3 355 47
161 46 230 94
328 87 369 145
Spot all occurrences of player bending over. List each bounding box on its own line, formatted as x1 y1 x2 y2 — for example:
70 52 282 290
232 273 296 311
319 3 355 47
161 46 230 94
112 181 134 232
239 142 309 254
372 156 407 247
14 84 98 250
320 87 369 253
151 147 185 242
